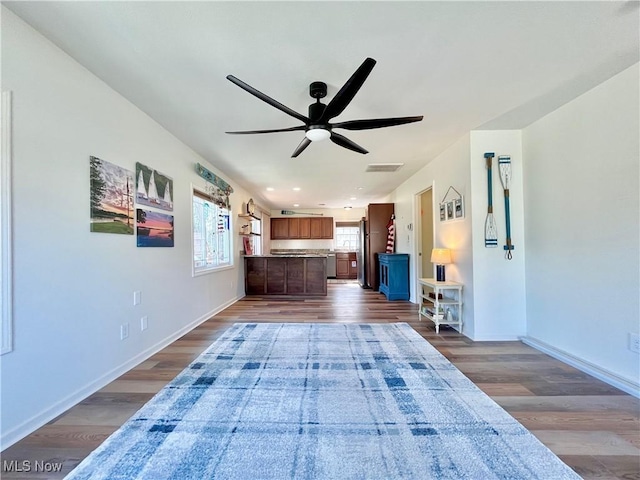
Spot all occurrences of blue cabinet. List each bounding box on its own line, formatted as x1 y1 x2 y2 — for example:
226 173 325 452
378 253 409 301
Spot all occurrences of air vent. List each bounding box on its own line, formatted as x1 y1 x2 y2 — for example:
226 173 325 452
365 163 404 173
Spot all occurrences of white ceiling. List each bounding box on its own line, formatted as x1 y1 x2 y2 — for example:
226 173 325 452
4 1 639 210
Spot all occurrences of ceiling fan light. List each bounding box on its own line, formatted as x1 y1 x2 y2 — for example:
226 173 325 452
305 128 331 142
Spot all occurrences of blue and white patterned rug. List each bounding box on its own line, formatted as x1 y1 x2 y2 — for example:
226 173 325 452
66 323 580 479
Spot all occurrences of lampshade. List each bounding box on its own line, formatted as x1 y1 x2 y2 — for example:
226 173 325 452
305 128 331 142
431 248 452 264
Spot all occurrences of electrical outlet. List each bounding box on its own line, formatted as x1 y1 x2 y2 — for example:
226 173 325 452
629 333 640 354
141 316 148 331
133 291 141 306
120 323 129 340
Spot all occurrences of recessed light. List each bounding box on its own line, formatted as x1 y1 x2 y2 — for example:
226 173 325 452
266 187 274 191
293 187 301 191
350 197 357 200
293 204 299 207
357 187 364 190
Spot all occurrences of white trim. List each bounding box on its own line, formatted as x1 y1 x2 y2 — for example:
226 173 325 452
521 336 640 398
190 183 234 277
1 91 13 355
0 295 242 449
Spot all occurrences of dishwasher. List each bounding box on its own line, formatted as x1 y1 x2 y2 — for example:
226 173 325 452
326 253 336 278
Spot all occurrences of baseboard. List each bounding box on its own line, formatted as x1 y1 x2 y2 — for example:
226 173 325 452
0 296 241 450
521 336 640 398
470 333 522 341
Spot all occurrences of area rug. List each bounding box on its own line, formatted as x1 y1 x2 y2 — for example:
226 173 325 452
66 323 580 479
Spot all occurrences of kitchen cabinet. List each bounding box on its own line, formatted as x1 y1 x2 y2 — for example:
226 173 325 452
310 218 323 238
299 217 311 238
271 217 333 240
288 218 300 239
322 217 333 238
244 256 327 296
271 218 289 239
336 252 357 279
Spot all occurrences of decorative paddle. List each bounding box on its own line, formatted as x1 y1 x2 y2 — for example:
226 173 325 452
484 152 498 247
281 210 323 216
498 155 514 260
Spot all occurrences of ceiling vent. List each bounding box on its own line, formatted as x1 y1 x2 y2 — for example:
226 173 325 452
365 163 404 173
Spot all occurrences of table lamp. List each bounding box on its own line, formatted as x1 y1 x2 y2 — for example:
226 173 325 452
431 248 452 282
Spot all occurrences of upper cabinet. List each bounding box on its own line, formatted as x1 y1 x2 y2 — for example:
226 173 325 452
271 217 333 240
271 218 289 239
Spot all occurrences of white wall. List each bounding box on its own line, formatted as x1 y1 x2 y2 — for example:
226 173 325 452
469 131 527 340
0 9 255 447
522 64 639 387
390 134 475 336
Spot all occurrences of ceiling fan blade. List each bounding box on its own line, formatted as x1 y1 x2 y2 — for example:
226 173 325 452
332 116 423 130
226 125 306 135
330 132 368 155
226 75 309 124
319 58 376 122
291 137 312 158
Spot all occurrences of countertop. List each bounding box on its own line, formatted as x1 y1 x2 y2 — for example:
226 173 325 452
243 254 328 258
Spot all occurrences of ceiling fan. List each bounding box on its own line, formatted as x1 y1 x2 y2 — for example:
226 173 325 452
225 58 423 157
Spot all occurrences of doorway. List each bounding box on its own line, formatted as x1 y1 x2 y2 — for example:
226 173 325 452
416 187 434 283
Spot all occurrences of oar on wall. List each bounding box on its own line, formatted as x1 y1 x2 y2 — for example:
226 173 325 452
498 155 514 260
281 210 323 216
484 152 498 247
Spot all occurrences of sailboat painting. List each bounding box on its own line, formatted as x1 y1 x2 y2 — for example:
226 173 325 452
135 162 173 212
136 208 174 247
90 156 134 235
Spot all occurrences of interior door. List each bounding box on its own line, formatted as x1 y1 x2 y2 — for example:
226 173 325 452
416 188 434 282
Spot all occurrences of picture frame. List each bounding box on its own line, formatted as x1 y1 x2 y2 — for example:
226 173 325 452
454 197 464 219
136 208 174 247
439 204 446 222
243 236 253 256
446 201 454 221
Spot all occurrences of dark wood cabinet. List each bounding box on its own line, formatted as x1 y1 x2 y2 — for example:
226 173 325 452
336 252 357 279
336 254 350 279
288 218 300 239
244 256 327 296
349 253 358 278
266 257 286 294
322 217 333 239
366 203 394 291
271 217 333 240
299 218 311 238
271 218 289 239
309 218 322 238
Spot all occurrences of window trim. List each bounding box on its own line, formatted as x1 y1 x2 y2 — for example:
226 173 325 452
191 184 233 277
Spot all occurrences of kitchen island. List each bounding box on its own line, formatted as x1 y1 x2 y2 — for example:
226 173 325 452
244 255 327 296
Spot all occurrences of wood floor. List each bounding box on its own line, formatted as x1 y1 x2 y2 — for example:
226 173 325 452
3 282 639 479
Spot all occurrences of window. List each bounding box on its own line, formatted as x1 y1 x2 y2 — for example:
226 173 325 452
335 222 360 251
192 188 232 274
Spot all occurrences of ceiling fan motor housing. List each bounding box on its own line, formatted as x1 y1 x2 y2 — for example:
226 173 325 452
309 81 327 99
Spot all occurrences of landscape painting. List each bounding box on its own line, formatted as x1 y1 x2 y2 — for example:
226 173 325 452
136 208 174 247
136 162 173 211
90 156 134 234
